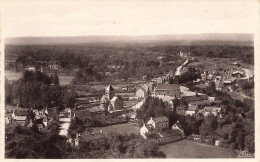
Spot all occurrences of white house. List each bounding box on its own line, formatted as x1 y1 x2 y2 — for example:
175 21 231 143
172 120 184 137
140 123 149 139
136 88 146 99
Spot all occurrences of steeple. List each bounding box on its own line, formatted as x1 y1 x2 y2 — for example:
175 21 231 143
105 84 114 100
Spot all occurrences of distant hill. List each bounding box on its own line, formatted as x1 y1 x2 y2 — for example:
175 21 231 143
5 33 254 46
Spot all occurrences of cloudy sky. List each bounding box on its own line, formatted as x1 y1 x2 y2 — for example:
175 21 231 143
1 0 258 37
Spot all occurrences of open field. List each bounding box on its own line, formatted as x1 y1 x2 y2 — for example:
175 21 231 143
92 123 140 135
5 71 22 80
58 75 74 86
5 71 73 86
159 140 238 158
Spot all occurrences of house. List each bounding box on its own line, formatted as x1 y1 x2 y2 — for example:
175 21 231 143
154 84 181 98
136 87 147 99
12 109 28 126
140 123 149 139
215 76 222 91
141 117 183 144
157 77 163 84
185 105 198 116
68 132 106 150
171 120 184 137
157 130 183 144
204 107 222 117
147 116 169 132
201 70 208 80
208 97 216 102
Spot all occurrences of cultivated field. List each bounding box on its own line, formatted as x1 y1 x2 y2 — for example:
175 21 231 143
92 123 140 135
159 140 238 158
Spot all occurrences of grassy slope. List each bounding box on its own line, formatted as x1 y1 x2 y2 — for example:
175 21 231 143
159 139 238 158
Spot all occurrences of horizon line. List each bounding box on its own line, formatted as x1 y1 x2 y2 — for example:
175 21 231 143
5 33 254 39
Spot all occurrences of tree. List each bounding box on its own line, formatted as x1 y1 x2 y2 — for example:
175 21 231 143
199 114 218 137
53 72 59 85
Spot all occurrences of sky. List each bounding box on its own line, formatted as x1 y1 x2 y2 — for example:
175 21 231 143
1 0 258 37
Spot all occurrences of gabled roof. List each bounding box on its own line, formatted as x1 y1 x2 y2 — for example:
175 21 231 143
100 95 110 103
138 87 147 93
141 84 149 92
173 121 183 130
111 96 120 102
153 116 169 123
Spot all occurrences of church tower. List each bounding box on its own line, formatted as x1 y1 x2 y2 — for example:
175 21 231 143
105 84 115 100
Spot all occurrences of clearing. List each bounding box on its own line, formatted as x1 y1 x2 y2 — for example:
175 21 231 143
159 139 238 158
92 123 140 135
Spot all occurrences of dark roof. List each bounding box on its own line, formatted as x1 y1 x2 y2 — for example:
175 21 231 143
187 105 197 111
204 107 221 112
159 130 182 138
191 100 211 106
195 84 209 89
15 110 28 116
106 84 114 91
75 110 91 118
153 116 169 123
184 96 203 102
79 133 105 142
155 84 179 91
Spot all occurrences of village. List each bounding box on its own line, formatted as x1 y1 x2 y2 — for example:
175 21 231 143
5 50 254 158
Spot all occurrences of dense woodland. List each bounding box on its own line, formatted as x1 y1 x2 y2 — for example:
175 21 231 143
5 71 77 109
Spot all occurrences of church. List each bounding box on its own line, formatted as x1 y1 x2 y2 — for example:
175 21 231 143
100 85 123 112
